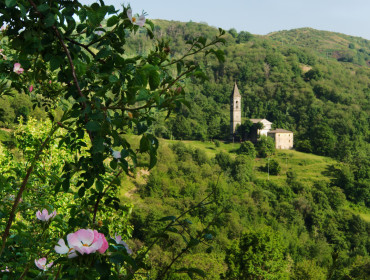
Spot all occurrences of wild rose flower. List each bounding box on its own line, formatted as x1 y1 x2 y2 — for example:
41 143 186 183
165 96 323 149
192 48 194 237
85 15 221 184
13 63 24 74
67 229 104 255
35 258 53 271
93 230 108 254
114 233 132 254
55 229 108 257
127 8 146 27
36 209 57 221
54 238 77 258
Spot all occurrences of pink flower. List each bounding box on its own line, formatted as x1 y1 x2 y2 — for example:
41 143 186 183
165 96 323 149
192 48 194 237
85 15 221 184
93 230 108 254
29 85 34 92
127 8 146 27
55 229 108 257
35 258 53 271
114 233 132 254
36 209 57 221
13 63 24 74
1 266 9 272
49 80 52 84
54 238 77 258
0 25 6 32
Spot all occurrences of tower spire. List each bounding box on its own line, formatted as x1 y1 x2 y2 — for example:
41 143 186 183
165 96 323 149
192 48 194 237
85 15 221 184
230 82 242 138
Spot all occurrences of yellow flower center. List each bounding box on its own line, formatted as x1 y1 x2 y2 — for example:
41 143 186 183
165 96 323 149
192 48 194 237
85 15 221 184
132 17 136 23
83 243 89 247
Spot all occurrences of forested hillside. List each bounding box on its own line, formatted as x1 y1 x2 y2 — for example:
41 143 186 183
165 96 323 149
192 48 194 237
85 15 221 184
123 137 369 279
124 21 369 160
122 20 370 207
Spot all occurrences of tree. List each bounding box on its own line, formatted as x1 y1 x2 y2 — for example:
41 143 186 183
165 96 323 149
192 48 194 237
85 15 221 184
238 141 256 158
232 155 254 183
255 135 275 158
0 1 225 278
224 227 289 279
236 31 253 43
0 97 15 126
264 158 281 175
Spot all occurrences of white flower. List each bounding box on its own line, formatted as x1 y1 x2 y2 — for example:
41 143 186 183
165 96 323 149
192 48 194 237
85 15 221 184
36 209 57 221
35 258 53 271
127 8 146 27
114 233 133 254
112 150 121 159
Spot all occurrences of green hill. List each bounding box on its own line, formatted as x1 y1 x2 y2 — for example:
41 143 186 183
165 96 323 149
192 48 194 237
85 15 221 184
266 28 370 66
124 21 369 166
120 137 370 279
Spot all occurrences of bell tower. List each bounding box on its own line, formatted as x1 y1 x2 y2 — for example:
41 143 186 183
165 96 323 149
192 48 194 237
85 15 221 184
230 82 242 137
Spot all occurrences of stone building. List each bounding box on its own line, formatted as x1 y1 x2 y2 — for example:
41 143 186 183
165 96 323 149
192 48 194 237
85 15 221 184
230 82 241 136
229 82 293 149
267 129 294 149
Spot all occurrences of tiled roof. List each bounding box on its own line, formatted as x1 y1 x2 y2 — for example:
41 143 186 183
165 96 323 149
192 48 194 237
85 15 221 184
250 119 272 124
268 129 293 133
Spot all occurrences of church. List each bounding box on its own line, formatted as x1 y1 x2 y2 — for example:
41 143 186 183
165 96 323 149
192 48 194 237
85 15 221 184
230 82 294 149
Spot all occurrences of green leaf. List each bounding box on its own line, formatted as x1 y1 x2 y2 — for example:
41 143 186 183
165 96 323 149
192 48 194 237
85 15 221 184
110 159 118 170
44 13 55 28
77 23 87 33
96 48 111 60
107 15 119 27
37 4 50 13
86 121 100 132
158 216 176 222
149 70 160 90
78 187 86 197
5 0 16 8
139 135 150 153
96 181 104 192
109 75 118 83
50 56 62 71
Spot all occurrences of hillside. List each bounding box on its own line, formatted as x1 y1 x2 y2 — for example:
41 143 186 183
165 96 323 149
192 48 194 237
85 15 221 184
266 28 370 66
118 137 370 279
124 21 369 165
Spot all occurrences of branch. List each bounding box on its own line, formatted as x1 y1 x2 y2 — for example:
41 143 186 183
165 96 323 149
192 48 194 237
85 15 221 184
0 125 59 256
92 169 123 224
65 37 96 58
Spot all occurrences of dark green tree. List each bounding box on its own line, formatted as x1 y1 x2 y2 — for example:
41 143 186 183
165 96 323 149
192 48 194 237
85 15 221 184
224 227 289 279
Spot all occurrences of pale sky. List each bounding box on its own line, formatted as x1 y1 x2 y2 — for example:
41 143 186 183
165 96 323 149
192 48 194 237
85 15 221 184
80 0 370 39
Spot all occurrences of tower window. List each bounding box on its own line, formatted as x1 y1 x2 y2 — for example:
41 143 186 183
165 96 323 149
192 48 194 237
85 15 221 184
235 101 238 109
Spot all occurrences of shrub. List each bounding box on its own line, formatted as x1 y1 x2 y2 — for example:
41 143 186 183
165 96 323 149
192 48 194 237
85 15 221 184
237 141 256 158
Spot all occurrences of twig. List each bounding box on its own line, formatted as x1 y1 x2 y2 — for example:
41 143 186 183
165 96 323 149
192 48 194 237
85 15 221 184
0 126 59 256
92 169 124 224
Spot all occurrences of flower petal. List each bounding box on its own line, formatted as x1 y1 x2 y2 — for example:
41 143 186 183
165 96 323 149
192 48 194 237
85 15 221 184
55 238 69 254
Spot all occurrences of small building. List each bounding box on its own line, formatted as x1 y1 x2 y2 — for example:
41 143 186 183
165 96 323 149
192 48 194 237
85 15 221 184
267 129 294 149
250 119 273 137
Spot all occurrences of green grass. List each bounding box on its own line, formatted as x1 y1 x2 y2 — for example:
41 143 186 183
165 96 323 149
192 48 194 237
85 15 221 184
124 135 338 187
253 149 338 186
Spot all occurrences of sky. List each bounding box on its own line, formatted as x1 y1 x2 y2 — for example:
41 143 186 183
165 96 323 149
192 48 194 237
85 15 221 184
80 0 370 40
